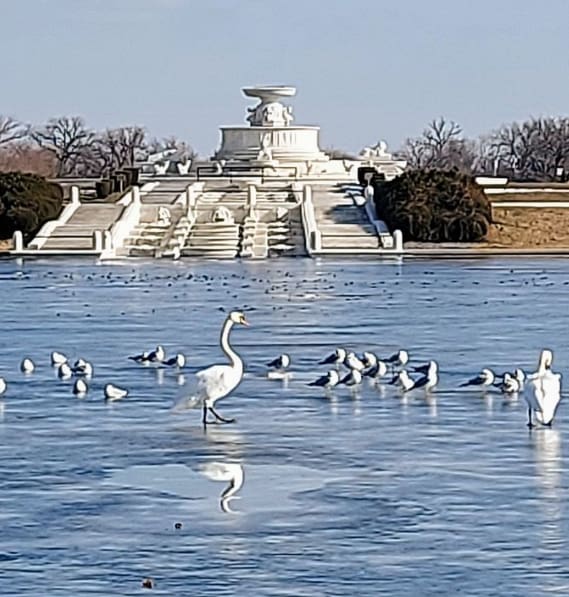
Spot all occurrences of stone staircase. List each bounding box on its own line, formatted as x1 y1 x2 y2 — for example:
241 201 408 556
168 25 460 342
122 205 184 257
311 185 381 252
39 204 123 251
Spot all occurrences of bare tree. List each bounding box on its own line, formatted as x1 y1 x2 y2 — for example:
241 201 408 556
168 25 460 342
148 135 196 161
0 116 29 146
401 117 476 172
32 116 94 177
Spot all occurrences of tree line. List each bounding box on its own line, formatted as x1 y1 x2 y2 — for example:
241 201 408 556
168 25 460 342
0 115 195 178
399 116 569 182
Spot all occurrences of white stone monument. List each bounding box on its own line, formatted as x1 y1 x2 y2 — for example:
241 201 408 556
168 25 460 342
216 86 329 169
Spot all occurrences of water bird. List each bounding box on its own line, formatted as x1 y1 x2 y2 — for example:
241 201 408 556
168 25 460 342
361 351 378 368
460 368 495 387
72 359 93 377
267 354 290 371
525 349 562 428
58 362 73 379
147 345 165 363
499 372 521 394
51 351 67 366
320 348 346 367
513 368 526 391
340 369 363 387
364 358 388 380
0 377 6 395
128 351 149 363
73 378 88 396
163 353 186 368
412 360 439 392
201 461 244 513
389 370 415 392
308 370 340 389
20 358 35 374
104 383 129 401
344 352 365 372
177 311 249 426
385 349 409 367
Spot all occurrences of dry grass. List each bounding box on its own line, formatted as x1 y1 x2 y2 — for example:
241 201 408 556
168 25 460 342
485 207 569 248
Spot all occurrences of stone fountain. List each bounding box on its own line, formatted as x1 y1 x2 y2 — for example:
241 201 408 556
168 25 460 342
215 85 329 168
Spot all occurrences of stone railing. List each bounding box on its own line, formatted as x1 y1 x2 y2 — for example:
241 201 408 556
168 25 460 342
100 187 141 258
297 183 321 255
27 186 81 249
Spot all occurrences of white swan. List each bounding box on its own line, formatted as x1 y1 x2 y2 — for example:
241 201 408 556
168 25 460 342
0 377 6 395
201 461 244 513
20 358 35 374
525 350 562 428
188 311 249 426
104 383 128 401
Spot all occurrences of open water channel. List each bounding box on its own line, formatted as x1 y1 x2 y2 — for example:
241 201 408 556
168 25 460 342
0 256 568 596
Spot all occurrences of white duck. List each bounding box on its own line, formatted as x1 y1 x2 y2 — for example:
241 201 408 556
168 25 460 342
525 349 562 428
201 462 244 513
51 351 67 366
187 311 249 426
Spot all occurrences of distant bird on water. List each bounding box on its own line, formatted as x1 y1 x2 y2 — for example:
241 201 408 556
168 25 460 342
320 348 346 367
460 368 496 388
0 377 6 396
20 358 35 374
308 370 340 389
267 354 290 371
51 351 67 366
163 353 186 368
386 350 409 367
104 383 128 401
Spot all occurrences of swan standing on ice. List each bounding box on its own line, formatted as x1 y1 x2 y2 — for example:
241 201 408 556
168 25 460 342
525 349 562 428
201 462 244 513
460 368 495 388
184 311 249 426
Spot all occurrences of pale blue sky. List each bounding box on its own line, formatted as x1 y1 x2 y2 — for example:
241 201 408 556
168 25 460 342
1 0 567 155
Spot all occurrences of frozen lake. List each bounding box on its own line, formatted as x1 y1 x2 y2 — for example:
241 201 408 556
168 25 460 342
0 256 569 595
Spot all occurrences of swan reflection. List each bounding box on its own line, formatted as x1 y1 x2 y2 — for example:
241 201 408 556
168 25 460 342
201 462 244 513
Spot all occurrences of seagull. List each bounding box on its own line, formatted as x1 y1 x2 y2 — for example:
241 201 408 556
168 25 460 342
266 354 290 370
385 349 409 367
128 351 149 363
499 372 521 394
58 362 73 380
72 359 93 377
364 359 388 380
104 383 128 401
412 360 439 392
20 358 35 374
460 368 495 388
73 378 88 396
308 370 340 389
344 352 365 372
361 351 378 368
389 370 415 392
513 368 526 391
0 377 6 395
51 351 67 366
525 349 562 428
147 345 166 363
320 348 346 367
163 353 186 368
340 369 363 387
201 462 244 513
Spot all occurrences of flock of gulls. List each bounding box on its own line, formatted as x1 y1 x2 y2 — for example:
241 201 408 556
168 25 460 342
0 309 562 511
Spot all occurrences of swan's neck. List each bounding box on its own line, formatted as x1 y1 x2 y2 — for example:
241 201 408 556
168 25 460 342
221 318 242 372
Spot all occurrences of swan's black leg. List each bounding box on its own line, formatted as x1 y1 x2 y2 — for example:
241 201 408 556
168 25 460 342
202 404 209 428
209 406 235 424
527 407 533 428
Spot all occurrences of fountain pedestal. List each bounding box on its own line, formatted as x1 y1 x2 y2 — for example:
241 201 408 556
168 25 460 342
215 86 329 169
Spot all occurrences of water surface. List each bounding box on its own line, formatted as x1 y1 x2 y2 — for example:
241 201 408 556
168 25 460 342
0 256 568 596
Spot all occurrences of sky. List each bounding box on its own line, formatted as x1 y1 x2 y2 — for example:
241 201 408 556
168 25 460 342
1 0 568 156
